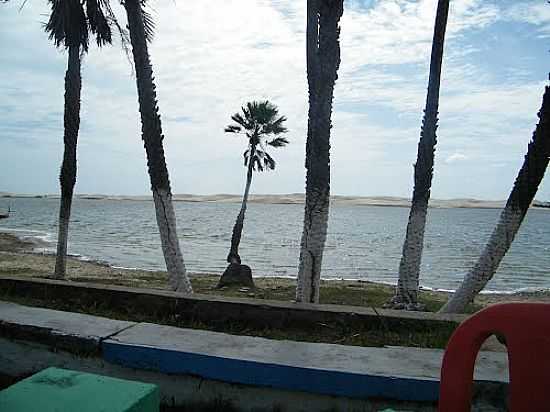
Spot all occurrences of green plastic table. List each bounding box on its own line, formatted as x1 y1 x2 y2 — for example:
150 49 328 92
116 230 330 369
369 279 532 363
0 367 159 412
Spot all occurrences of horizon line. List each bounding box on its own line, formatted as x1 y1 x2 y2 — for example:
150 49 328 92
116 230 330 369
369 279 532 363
0 191 520 203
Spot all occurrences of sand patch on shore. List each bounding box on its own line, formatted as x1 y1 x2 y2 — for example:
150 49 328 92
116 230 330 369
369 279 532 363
1 231 548 311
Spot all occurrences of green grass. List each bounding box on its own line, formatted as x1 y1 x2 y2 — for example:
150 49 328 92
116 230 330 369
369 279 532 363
0 281 457 349
65 273 479 314
0 248 481 349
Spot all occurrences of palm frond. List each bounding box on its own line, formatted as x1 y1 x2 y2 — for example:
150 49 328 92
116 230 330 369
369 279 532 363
241 105 251 124
230 113 248 128
252 155 264 172
244 149 264 171
246 102 256 123
228 101 287 135
225 125 242 133
262 115 288 135
45 0 89 50
99 0 131 56
248 100 279 126
228 112 253 134
87 0 112 46
255 148 265 160
267 137 289 147
141 3 155 43
263 152 276 170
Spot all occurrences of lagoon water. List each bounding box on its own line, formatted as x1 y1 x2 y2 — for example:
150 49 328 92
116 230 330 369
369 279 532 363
1 197 549 293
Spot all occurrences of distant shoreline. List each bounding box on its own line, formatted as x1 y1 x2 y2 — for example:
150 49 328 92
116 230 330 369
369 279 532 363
3 192 549 210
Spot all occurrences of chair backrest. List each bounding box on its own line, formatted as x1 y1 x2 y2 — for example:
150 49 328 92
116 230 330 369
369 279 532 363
439 303 550 411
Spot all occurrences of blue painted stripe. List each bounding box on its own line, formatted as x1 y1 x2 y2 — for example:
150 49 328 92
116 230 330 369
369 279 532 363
102 341 439 401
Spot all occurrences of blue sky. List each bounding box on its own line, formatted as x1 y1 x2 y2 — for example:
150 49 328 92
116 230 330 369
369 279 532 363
0 0 549 200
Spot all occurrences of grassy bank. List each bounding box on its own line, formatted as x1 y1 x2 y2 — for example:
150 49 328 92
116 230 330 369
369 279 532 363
0 232 543 349
0 230 453 312
1 231 544 310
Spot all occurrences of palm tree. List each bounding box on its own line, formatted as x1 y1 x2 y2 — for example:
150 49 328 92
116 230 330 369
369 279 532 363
123 0 192 292
47 0 118 279
440 86 550 314
389 0 450 310
224 101 289 266
296 0 343 303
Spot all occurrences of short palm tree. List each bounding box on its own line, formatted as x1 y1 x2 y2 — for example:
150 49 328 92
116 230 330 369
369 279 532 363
390 0 450 310
47 0 119 279
123 0 193 293
296 0 343 303
224 101 289 265
440 86 550 313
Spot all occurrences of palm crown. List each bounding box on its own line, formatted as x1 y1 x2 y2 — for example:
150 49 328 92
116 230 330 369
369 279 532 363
45 0 128 51
225 100 289 171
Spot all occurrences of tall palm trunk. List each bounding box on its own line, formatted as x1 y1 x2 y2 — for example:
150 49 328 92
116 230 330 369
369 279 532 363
296 0 343 303
54 45 81 279
124 0 192 293
391 0 449 309
227 145 256 264
441 86 550 314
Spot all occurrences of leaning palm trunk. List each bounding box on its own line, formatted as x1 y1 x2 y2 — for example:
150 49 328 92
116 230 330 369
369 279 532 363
296 0 343 303
391 0 449 309
124 0 192 293
441 86 550 314
228 146 255 264
54 45 81 279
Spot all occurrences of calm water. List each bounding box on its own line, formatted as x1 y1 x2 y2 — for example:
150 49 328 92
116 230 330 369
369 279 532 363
1 197 549 292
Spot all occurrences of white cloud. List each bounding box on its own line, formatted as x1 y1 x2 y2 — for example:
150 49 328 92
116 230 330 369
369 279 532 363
503 2 550 37
1 0 549 200
445 153 467 163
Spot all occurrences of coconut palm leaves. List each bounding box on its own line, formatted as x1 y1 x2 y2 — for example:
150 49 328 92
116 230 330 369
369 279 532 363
441 86 550 313
45 0 88 49
47 0 124 279
123 0 192 292
225 101 289 265
389 0 450 310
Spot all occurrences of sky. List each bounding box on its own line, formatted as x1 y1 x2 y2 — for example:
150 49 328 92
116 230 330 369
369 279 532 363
0 0 549 200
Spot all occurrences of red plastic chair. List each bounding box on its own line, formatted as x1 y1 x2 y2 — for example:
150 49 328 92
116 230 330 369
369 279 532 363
439 303 550 411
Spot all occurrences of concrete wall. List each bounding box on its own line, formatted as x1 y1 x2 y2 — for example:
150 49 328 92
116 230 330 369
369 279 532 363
0 301 508 411
0 275 465 336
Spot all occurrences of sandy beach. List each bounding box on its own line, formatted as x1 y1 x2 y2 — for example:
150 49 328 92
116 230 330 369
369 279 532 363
1 232 549 311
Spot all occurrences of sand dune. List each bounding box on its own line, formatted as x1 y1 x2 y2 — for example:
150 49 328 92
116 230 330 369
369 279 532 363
0 192 523 209
2 191 549 209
